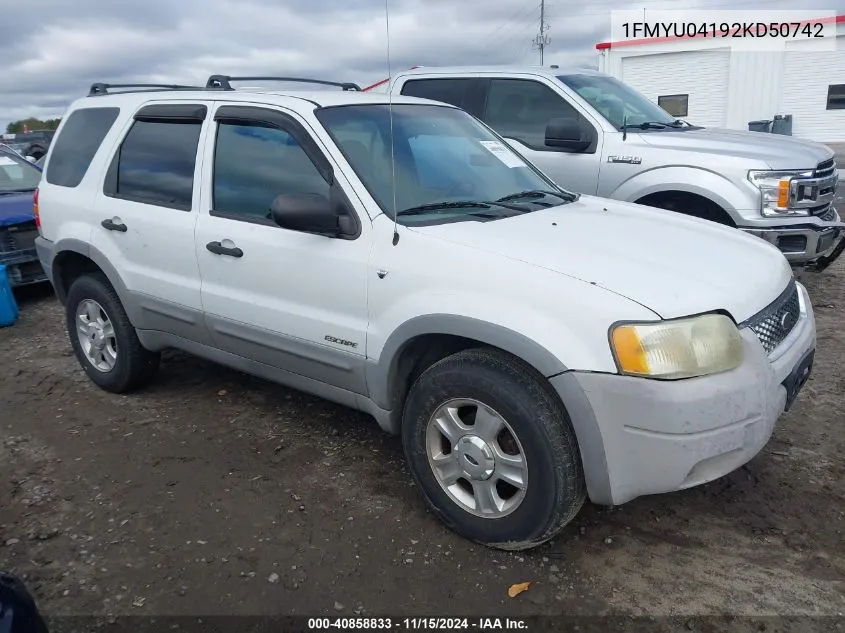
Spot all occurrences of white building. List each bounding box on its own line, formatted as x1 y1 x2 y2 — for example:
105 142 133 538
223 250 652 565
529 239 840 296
596 15 845 142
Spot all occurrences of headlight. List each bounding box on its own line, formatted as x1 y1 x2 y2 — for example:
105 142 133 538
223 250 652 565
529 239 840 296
609 313 743 380
748 169 813 216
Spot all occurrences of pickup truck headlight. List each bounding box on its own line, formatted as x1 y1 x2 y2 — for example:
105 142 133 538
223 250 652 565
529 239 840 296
610 313 743 379
748 169 813 216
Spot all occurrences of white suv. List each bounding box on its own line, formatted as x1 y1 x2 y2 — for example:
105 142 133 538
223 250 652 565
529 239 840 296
34 76 816 550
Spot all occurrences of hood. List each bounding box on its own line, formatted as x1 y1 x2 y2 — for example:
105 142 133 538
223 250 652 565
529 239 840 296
0 190 36 228
411 196 793 323
638 127 834 170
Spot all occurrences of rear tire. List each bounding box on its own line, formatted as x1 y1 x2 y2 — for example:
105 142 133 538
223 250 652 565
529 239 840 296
401 348 585 550
65 273 160 393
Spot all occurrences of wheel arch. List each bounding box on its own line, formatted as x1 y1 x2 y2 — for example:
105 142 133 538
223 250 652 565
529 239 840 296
366 315 570 434
51 239 138 323
609 166 750 224
635 190 737 227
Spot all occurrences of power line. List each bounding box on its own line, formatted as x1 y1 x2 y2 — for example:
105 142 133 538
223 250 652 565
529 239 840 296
476 1 541 45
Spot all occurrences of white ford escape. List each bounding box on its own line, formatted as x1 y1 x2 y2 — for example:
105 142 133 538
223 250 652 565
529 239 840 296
34 76 816 550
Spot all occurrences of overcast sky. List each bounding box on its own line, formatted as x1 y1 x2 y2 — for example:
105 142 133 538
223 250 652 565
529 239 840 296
2 0 844 129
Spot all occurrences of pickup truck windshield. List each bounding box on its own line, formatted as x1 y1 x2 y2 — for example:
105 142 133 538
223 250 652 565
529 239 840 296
557 74 682 130
0 148 41 193
316 103 573 224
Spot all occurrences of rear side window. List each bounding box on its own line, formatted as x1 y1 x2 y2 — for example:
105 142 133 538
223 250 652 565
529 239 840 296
105 119 202 210
45 107 120 188
400 79 473 109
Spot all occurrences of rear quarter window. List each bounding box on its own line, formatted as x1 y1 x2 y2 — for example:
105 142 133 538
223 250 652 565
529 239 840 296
45 107 120 188
400 79 473 110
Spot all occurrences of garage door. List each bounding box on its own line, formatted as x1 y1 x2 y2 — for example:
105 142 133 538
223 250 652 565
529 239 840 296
780 35 845 143
621 50 730 127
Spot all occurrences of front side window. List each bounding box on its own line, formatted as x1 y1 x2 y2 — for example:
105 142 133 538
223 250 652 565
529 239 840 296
212 122 330 220
558 73 681 129
113 120 202 209
483 79 583 150
316 103 573 225
0 148 42 192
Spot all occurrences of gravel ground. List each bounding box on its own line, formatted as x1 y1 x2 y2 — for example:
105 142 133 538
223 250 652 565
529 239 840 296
1 260 844 625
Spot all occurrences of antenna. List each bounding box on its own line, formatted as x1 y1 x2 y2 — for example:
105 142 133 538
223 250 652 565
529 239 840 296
385 0 400 246
532 0 551 65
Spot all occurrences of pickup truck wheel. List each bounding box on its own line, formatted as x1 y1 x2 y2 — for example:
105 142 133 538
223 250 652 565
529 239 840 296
65 273 160 393
402 348 585 550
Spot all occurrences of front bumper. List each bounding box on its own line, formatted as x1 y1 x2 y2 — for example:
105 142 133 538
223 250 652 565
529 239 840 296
741 210 845 269
551 282 816 506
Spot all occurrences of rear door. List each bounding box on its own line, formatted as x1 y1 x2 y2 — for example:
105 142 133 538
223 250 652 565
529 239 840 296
90 101 212 345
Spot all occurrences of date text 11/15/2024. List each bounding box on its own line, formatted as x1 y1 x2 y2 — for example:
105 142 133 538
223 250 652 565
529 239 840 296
307 617 529 630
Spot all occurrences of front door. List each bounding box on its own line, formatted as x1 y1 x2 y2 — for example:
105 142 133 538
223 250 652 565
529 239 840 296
194 104 371 395
479 78 602 195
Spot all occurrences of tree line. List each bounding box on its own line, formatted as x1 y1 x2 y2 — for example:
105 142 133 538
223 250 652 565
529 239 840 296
5 117 62 134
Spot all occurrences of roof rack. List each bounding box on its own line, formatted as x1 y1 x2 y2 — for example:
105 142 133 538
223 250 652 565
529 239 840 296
88 83 208 97
205 75 361 92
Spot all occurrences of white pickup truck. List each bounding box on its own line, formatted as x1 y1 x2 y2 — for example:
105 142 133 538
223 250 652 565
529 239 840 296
371 65 844 272
35 77 816 550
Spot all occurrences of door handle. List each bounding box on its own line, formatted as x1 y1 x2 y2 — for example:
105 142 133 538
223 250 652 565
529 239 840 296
206 241 244 258
101 219 127 232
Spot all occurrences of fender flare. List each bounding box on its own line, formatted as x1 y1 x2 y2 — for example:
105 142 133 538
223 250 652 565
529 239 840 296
51 238 140 324
609 166 752 222
365 313 569 413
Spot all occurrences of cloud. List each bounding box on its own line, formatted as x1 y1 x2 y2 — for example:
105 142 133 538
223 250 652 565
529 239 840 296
2 0 842 128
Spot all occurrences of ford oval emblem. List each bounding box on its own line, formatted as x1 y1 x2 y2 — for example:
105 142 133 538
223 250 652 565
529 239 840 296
779 311 797 331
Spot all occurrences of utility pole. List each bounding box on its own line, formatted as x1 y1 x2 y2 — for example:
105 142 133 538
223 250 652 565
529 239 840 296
533 0 550 65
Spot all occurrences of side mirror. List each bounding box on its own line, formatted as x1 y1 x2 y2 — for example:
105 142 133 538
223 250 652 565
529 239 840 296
25 155 36 163
270 192 354 237
545 117 592 152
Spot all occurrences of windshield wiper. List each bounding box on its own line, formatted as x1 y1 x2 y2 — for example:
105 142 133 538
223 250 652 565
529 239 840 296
396 201 493 217
496 189 576 203
621 121 670 130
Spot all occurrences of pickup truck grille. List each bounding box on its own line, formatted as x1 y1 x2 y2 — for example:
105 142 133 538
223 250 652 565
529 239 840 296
741 281 801 356
815 158 836 179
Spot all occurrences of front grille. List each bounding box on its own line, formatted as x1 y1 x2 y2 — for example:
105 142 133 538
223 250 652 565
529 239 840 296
741 281 801 356
815 158 837 179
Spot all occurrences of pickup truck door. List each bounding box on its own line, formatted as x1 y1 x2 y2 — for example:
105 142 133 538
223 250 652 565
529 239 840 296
477 78 602 195
194 104 371 396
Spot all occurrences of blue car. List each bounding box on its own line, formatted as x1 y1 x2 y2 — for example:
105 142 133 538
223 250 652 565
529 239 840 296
0 146 48 287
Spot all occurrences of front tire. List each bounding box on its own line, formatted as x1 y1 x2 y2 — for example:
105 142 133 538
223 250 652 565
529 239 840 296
65 273 160 393
402 348 585 550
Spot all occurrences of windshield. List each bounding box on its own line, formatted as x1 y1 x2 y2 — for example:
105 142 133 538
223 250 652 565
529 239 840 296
315 103 572 224
0 148 41 192
557 74 681 130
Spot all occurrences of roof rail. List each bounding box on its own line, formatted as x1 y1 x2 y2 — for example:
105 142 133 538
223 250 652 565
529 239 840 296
88 83 207 96
205 75 361 92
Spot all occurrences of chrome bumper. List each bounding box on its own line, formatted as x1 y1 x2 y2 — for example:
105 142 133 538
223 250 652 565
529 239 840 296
743 214 845 269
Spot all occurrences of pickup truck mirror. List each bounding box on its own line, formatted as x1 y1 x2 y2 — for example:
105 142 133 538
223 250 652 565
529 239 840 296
545 117 592 152
271 193 354 237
